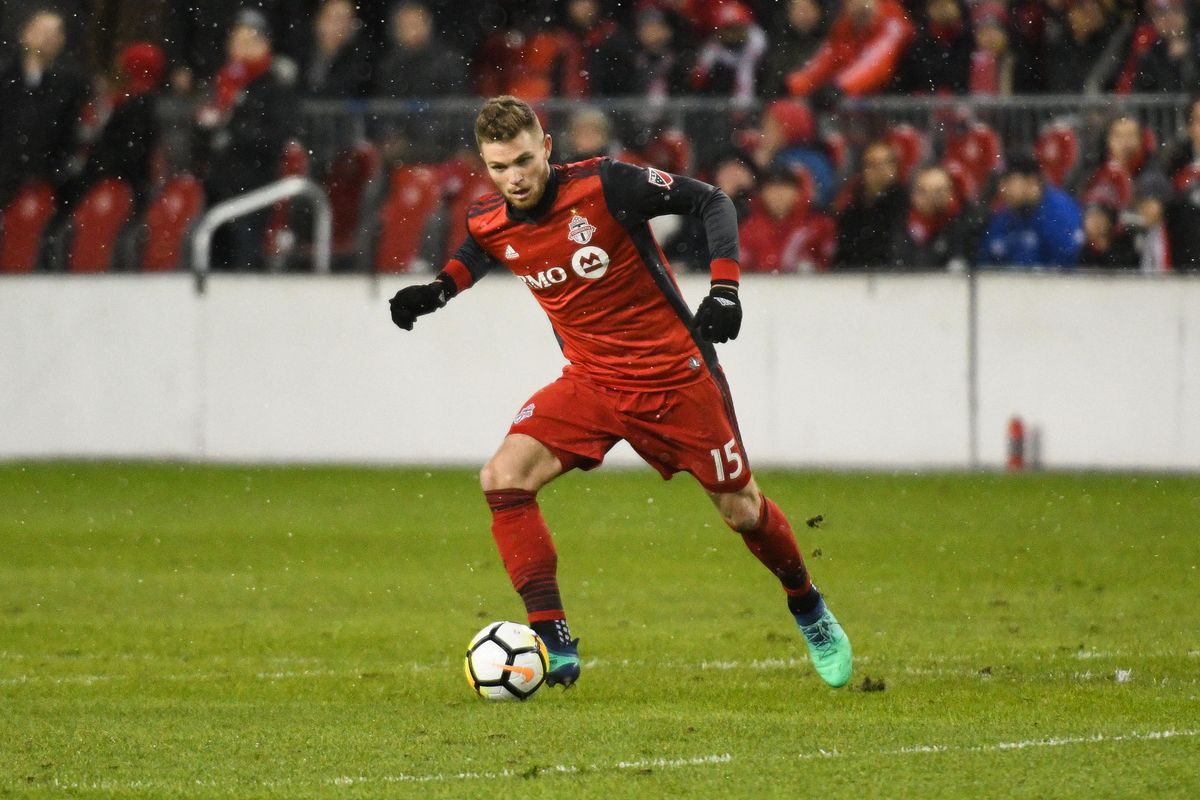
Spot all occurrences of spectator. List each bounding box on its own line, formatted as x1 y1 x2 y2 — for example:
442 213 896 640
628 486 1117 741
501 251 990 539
752 99 835 206
786 0 914 106
833 140 908 269
759 0 830 99
73 41 165 208
164 1 286 94
739 164 836 273
1078 201 1138 268
630 6 694 105
978 153 1083 268
299 0 372 98
0 8 87 208
564 0 637 97
896 0 973 94
474 10 584 100
1082 116 1160 210
690 1 768 107
197 9 299 270
1165 165 1200 269
895 165 977 270
374 1 466 99
1128 171 1173 272
1044 0 1133 94
1132 0 1197 93
1163 96 1200 182
563 107 632 161
969 2 1015 95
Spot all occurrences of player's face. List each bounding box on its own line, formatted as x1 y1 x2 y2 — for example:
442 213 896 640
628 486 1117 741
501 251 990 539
481 129 553 210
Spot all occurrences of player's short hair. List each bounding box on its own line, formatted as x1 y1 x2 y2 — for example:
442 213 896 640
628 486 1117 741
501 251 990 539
475 96 542 150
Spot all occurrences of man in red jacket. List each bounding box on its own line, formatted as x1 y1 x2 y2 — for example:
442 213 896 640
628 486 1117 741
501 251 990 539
786 0 914 107
739 164 835 273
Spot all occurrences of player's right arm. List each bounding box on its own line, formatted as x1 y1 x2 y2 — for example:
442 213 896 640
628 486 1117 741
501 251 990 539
389 234 498 331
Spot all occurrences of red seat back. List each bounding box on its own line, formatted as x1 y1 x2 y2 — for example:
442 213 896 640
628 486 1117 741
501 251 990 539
264 139 311 262
68 179 134 272
324 142 381 254
1035 124 1080 187
140 175 204 271
1082 161 1134 210
375 164 442 273
442 160 495 259
884 124 928 183
0 182 56 273
942 159 979 203
944 123 1002 187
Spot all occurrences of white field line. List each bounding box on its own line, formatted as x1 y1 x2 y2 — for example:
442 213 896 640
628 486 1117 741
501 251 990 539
3 651 1198 687
36 732 1199 792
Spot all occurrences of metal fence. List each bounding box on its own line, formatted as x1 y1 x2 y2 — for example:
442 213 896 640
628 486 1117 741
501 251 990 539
161 93 1195 178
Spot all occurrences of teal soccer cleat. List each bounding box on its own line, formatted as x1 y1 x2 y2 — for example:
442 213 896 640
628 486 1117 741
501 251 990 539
797 607 853 688
545 638 581 688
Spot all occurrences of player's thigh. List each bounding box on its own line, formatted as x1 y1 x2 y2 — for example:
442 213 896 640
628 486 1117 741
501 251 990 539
482 376 621 492
479 433 565 493
626 375 753 493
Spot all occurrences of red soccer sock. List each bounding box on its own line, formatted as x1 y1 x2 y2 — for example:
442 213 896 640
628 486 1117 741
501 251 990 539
739 495 815 603
484 489 564 623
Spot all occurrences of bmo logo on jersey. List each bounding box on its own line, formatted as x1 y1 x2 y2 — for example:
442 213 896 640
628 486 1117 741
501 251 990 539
571 246 609 280
519 246 611 291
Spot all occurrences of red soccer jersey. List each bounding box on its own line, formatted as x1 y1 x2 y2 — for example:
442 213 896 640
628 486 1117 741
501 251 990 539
440 158 740 392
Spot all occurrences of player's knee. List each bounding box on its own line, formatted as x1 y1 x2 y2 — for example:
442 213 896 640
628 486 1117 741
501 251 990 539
479 458 535 493
717 489 761 533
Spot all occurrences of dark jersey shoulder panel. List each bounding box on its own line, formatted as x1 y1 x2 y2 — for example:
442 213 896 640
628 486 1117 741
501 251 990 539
449 231 500 286
597 158 740 264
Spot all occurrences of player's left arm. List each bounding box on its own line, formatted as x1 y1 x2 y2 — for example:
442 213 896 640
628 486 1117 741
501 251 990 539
599 158 742 343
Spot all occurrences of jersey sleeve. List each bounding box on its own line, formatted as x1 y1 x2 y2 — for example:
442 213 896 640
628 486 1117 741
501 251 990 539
439 233 499 296
599 158 740 283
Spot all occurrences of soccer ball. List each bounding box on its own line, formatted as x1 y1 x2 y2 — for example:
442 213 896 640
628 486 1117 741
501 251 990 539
464 621 548 701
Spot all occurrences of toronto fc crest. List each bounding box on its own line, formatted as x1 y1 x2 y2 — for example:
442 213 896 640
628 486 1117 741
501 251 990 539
567 214 597 245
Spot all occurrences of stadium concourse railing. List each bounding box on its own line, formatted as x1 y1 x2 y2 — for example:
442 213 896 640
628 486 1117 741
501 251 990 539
159 93 1193 178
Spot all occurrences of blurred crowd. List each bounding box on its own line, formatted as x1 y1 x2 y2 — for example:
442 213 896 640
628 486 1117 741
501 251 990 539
3 0 1200 272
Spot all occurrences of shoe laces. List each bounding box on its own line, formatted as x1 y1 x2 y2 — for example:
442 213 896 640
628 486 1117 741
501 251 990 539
800 617 836 653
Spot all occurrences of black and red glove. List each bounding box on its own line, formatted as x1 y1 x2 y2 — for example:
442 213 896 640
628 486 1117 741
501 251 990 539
693 283 741 343
389 276 452 331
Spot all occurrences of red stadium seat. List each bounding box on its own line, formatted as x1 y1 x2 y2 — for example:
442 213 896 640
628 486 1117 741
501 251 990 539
140 174 204 271
374 164 442 272
264 139 311 266
0 182 56 273
324 141 382 256
442 157 495 260
884 124 928 184
944 122 1001 187
67 179 134 272
942 159 979 203
1035 124 1080 188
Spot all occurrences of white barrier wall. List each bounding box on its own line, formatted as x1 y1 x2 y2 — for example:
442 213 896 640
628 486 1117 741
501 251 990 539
2 272 1198 470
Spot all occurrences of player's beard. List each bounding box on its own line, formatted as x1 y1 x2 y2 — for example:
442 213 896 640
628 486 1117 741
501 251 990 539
506 165 550 209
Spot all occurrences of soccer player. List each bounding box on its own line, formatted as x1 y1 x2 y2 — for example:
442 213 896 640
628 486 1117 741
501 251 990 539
389 96 852 689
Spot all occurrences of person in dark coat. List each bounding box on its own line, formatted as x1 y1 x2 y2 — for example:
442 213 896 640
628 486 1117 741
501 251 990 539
759 0 830 99
833 140 908 269
0 8 88 208
1078 201 1138 268
74 41 165 208
299 0 373 98
164 0 289 94
1043 0 1132 93
896 0 974 94
563 0 639 97
894 165 978 270
197 9 299 270
1132 0 1198 94
373 1 466 98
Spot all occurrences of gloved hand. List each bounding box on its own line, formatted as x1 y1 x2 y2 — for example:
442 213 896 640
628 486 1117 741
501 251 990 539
693 283 742 343
389 279 450 331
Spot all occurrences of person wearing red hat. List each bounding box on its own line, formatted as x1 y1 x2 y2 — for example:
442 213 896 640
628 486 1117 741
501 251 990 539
690 1 767 106
785 0 914 106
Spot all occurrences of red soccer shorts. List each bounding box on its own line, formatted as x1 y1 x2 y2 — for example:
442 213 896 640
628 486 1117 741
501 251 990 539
507 368 752 493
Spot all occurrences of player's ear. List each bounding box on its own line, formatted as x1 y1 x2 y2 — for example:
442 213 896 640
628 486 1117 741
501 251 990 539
543 133 553 160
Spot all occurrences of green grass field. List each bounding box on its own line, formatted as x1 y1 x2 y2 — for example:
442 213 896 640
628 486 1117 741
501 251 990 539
1 463 1197 798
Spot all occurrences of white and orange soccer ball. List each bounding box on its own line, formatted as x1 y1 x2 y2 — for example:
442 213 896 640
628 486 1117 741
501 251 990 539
464 621 548 701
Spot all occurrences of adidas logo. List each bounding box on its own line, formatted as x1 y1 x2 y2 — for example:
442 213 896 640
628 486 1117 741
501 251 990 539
504 244 519 260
